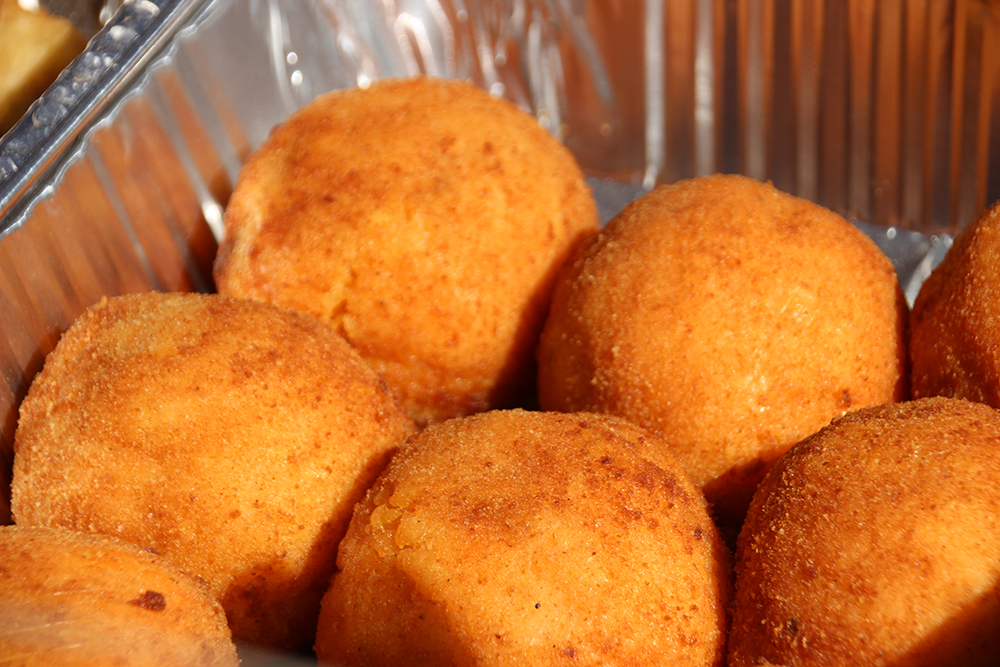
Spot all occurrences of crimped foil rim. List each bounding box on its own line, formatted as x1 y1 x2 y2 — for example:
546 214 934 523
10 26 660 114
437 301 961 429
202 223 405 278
0 0 211 232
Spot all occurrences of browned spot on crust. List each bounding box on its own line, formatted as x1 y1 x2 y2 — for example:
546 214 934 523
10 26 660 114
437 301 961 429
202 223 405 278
128 590 167 612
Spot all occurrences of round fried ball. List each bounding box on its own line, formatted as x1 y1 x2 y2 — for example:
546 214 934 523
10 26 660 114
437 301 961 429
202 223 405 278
536 174 908 524
729 397 1000 667
315 409 732 667
911 200 1000 405
11 292 416 651
0 525 238 666
213 76 599 427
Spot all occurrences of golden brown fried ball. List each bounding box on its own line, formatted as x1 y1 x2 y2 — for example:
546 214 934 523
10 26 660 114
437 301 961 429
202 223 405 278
213 76 599 427
911 200 1000 405
0 525 238 666
315 409 732 667
536 174 908 525
729 397 1000 667
11 292 416 651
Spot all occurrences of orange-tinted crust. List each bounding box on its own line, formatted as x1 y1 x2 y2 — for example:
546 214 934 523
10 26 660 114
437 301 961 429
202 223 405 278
537 174 908 525
214 76 599 426
730 398 1000 667
0 525 239 666
910 200 1000 406
316 409 732 667
11 292 416 651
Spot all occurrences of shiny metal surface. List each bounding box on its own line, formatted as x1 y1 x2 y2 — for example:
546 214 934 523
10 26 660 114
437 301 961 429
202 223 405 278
0 0 990 524
0 4 987 664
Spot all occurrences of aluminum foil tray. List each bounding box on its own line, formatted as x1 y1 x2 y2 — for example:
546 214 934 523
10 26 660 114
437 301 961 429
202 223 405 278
0 0 995 545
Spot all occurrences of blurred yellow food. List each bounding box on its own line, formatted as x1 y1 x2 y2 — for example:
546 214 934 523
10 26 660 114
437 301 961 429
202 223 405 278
0 0 86 136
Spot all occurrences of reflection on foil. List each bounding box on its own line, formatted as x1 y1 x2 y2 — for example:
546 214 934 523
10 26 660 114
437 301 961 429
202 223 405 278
0 0 993 531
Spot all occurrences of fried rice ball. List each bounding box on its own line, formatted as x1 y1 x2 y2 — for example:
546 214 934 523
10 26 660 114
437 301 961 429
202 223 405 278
728 397 1000 667
213 76 599 427
536 174 908 525
315 409 732 667
911 200 1000 405
0 525 238 666
11 292 416 651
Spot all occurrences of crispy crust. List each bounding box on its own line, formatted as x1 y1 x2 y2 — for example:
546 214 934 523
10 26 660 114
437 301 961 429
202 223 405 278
730 398 1000 667
214 76 599 426
910 201 1000 405
537 174 908 524
316 409 732 667
11 292 416 650
0 525 239 666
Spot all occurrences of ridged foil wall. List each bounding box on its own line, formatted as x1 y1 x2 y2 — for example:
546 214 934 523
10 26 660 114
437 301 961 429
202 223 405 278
0 0 995 520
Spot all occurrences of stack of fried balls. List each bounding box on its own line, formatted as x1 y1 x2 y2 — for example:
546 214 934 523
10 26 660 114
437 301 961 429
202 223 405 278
11 291 417 652
5 75 1000 666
